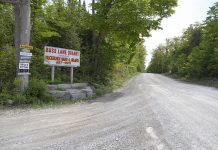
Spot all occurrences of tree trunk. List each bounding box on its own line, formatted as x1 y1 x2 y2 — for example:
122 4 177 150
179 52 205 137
15 0 31 92
1 0 31 92
92 0 95 14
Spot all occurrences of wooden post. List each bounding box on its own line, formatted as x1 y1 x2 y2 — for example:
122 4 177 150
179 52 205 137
51 66 55 82
16 0 31 91
0 0 31 92
70 67 74 84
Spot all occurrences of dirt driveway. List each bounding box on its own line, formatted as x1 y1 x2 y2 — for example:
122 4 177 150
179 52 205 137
1 73 218 150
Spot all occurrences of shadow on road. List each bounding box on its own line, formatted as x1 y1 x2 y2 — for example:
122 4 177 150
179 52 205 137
88 92 124 104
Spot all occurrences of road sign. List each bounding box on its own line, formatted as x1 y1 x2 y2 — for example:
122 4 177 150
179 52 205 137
44 46 80 67
20 45 33 50
18 69 29 75
20 59 30 63
18 72 30 75
20 56 32 60
20 52 32 57
19 69 29 72
19 63 29 69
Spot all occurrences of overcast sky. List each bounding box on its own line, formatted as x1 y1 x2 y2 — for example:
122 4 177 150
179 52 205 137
84 0 217 67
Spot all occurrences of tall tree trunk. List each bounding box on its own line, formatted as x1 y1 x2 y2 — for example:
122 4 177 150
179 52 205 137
92 0 95 14
1 0 31 92
91 0 96 75
15 0 31 92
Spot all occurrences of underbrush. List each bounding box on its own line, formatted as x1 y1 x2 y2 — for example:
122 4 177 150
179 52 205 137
164 73 218 88
0 65 141 109
92 64 138 97
184 78 218 88
0 78 59 108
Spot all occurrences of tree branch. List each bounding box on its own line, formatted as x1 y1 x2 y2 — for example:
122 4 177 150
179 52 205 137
0 0 19 4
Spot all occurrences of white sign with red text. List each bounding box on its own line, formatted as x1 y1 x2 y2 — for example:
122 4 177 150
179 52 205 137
44 46 80 67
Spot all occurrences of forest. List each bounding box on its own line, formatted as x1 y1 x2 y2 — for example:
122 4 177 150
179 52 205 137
0 0 177 106
147 2 218 81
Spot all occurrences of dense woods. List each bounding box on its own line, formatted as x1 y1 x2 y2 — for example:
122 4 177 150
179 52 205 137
147 2 218 79
0 0 177 106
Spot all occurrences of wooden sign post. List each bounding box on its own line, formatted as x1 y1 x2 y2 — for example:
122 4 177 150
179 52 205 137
70 67 74 84
51 66 55 82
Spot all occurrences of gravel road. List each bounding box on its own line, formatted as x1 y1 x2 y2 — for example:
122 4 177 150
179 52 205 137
1 73 218 150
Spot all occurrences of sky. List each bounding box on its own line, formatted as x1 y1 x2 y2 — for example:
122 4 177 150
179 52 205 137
84 0 217 67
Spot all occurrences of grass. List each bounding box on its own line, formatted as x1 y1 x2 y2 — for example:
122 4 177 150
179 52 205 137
1 95 94 110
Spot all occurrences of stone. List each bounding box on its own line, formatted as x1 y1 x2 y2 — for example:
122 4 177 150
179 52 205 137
71 83 88 89
57 84 72 90
7 100 14 105
49 90 71 100
70 92 86 101
48 85 57 90
66 89 81 93
82 86 93 97
48 83 93 101
48 83 89 90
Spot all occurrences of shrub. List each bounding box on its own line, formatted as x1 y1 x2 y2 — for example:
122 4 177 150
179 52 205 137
94 84 112 96
13 94 27 105
42 93 58 103
0 47 16 92
13 78 23 87
25 78 48 99
0 89 12 106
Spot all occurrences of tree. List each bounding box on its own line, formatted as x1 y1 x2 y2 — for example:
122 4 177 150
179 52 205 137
0 0 31 91
202 2 218 77
147 2 218 79
0 0 177 94
147 24 203 77
87 0 177 77
0 4 14 49
90 0 177 41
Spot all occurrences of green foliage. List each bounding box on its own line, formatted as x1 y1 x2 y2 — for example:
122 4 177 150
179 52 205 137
23 78 59 105
147 2 218 79
94 84 112 97
42 0 81 49
13 78 23 87
0 47 16 92
0 0 178 107
25 78 48 99
0 4 14 49
0 89 12 106
80 0 176 84
91 0 177 41
30 48 51 80
13 94 27 105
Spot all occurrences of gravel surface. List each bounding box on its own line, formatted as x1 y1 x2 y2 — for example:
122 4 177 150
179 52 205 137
0 73 218 150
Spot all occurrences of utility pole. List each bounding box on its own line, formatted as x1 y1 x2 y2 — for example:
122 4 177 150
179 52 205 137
0 0 31 92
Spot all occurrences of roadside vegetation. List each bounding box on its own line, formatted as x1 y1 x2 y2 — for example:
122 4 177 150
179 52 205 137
147 2 218 87
0 0 177 107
